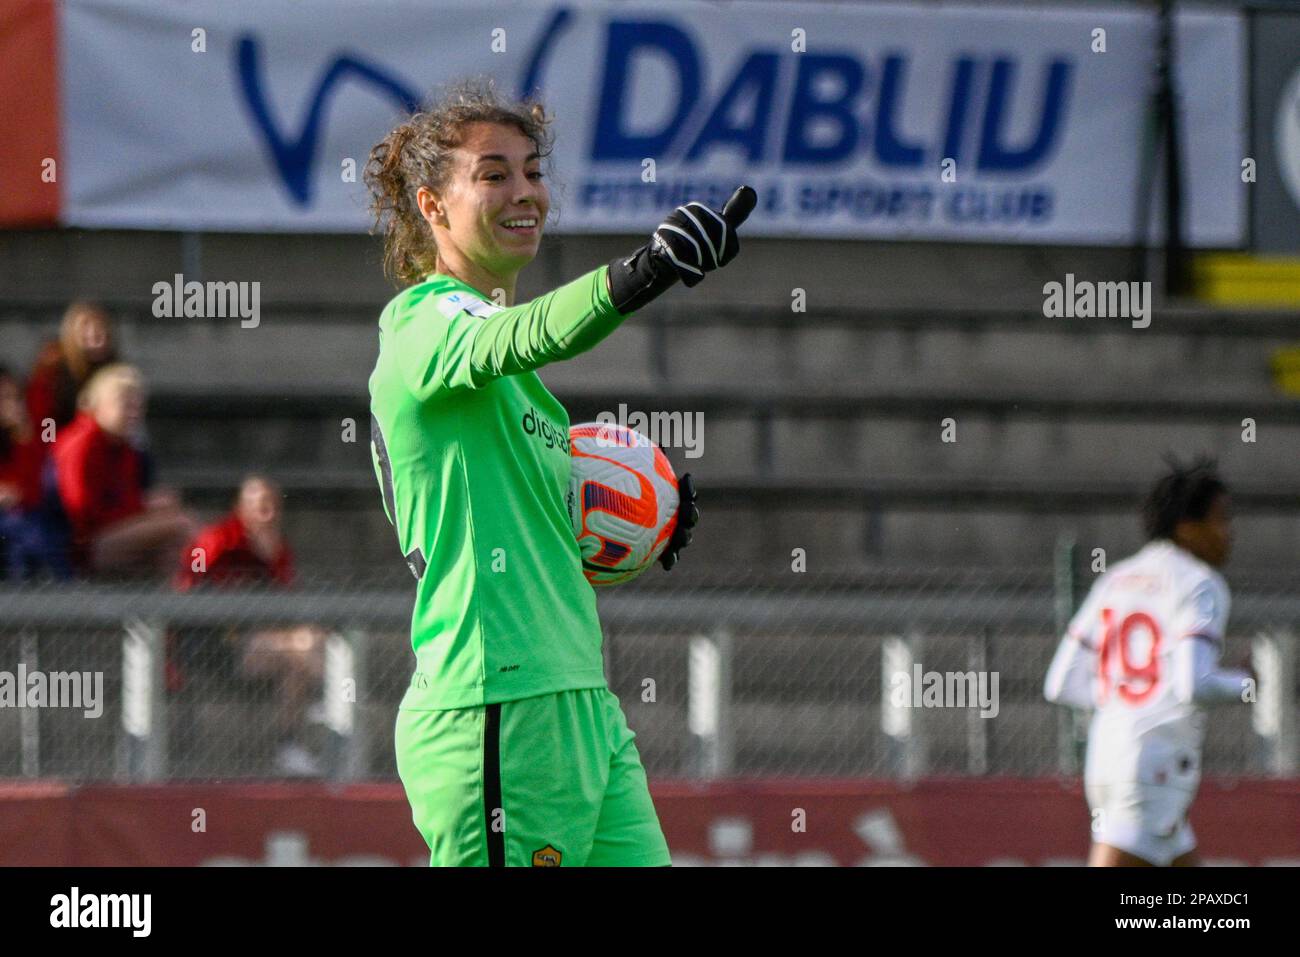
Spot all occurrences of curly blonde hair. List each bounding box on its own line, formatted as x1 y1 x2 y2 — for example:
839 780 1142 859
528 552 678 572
364 76 555 288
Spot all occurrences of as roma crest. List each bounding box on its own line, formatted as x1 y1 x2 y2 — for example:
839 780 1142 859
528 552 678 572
531 844 562 867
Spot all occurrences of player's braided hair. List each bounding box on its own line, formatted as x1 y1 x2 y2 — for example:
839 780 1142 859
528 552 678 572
1142 453 1227 540
364 76 554 287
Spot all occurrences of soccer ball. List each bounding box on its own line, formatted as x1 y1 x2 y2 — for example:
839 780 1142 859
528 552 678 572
567 422 680 586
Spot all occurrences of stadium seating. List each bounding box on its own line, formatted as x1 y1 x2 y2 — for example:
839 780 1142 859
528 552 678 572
0 229 1289 779
2 229 1296 581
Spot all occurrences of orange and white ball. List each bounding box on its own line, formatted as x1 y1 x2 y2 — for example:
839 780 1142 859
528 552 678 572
567 422 679 586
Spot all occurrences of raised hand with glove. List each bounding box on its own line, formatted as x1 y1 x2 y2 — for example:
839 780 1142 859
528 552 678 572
608 187 755 571
607 185 757 315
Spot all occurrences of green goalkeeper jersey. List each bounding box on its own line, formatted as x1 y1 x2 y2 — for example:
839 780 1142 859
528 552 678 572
368 265 629 709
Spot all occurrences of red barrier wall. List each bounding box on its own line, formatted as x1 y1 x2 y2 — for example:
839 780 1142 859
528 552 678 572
0 0 61 226
0 779 1295 866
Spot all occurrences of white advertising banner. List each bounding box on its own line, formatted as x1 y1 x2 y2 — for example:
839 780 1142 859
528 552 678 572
58 0 1245 244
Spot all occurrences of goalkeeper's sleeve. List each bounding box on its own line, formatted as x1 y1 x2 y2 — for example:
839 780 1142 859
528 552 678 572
386 265 628 398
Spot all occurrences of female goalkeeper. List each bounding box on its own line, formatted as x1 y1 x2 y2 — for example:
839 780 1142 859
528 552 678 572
365 79 749 866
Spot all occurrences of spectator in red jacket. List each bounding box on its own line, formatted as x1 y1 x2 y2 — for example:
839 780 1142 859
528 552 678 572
53 363 194 575
0 365 56 578
27 301 118 439
0 367 42 511
176 475 327 777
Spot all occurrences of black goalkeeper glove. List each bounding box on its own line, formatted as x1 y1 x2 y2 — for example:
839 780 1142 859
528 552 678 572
659 473 698 572
608 186 757 314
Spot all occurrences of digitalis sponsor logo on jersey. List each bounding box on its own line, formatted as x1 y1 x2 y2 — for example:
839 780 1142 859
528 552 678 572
887 664 1000 718
0 665 103 718
151 273 261 328
1042 273 1151 329
521 406 571 452
595 404 703 459
50 887 151 937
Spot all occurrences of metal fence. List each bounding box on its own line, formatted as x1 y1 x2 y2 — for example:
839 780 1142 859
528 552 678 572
0 567 1296 782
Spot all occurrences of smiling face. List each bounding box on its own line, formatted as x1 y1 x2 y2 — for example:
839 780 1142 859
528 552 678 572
416 122 548 294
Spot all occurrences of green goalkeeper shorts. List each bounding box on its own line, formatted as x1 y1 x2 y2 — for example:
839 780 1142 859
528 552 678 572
394 685 670 867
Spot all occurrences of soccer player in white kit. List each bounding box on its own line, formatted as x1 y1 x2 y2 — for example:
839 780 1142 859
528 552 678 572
1043 458 1252 866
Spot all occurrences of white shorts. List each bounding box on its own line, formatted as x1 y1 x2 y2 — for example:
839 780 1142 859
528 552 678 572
1085 781 1197 866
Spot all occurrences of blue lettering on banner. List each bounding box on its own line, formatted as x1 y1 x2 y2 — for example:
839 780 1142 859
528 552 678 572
234 9 1073 221
235 37 420 206
591 20 1073 173
576 176 1054 229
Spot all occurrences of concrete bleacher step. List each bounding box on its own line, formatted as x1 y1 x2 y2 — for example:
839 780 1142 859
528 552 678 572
142 386 1300 491
0 227 1249 313
156 479 1298 575
3 297 1296 399
0 312 658 395
659 313 1298 400
705 501 1299 573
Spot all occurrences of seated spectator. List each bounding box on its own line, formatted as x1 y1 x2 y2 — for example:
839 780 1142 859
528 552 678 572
27 300 119 440
0 365 61 579
53 363 194 576
174 475 327 777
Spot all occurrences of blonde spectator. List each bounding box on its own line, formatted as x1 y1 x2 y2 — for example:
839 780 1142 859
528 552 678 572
52 363 195 575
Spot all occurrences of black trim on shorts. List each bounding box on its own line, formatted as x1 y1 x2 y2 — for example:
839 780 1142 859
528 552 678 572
483 703 505 867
